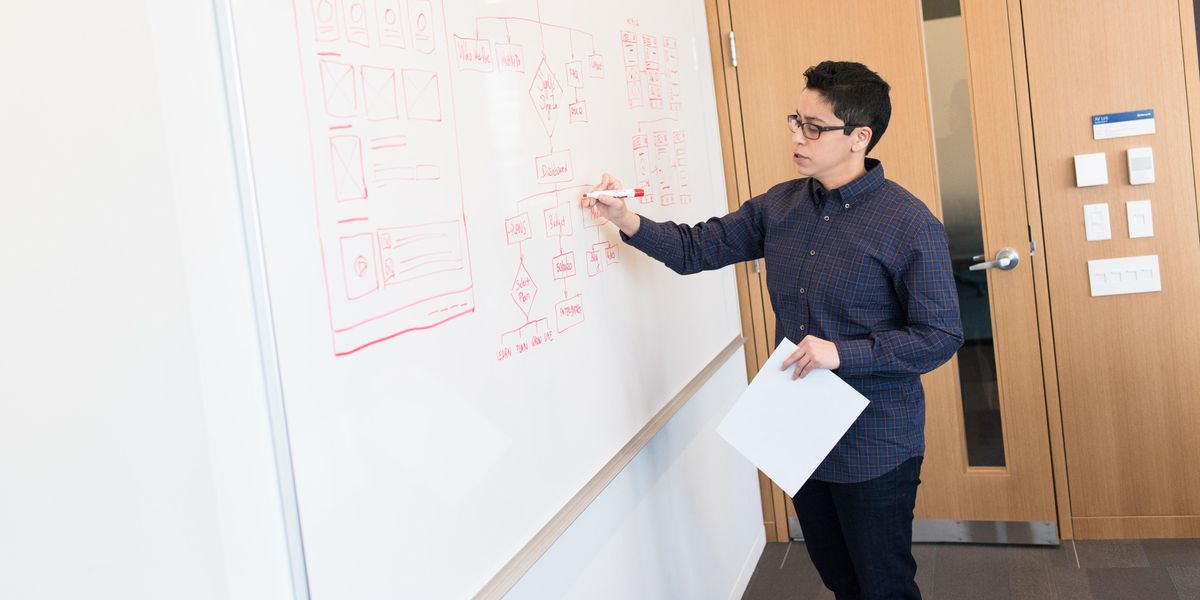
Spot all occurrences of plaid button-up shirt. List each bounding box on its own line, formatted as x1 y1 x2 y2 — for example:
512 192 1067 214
623 159 963 482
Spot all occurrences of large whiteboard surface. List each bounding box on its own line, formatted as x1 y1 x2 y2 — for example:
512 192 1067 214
225 0 740 597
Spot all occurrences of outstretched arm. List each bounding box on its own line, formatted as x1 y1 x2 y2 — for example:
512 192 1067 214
582 172 767 275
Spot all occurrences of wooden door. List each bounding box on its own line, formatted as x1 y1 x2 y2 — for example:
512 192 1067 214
708 0 1059 540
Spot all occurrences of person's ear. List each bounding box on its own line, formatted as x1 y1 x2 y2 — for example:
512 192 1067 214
851 126 873 153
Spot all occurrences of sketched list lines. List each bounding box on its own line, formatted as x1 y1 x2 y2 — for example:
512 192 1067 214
631 117 690 208
620 20 681 113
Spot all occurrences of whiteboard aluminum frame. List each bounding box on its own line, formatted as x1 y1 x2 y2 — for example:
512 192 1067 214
211 1 311 598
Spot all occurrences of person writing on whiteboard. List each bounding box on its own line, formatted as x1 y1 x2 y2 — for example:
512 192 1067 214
583 61 962 600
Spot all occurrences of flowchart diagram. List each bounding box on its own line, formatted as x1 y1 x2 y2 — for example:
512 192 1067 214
288 1 699 357
448 11 696 362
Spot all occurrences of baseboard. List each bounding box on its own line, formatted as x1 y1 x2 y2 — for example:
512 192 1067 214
1073 515 1200 539
728 529 767 600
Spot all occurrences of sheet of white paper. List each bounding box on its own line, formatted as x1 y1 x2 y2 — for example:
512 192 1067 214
716 338 870 496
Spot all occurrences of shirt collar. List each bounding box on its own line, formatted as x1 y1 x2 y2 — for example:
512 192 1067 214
807 158 886 211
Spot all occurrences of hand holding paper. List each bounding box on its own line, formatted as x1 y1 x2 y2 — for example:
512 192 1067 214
780 334 842 379
716 338 869 496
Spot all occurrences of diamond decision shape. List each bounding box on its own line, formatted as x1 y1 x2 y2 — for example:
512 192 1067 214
511 260 538 318
528 58 562 137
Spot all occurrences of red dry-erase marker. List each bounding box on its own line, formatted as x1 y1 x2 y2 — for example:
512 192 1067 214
585 188 645 199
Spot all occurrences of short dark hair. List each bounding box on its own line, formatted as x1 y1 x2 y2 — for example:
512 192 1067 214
802 61 891 154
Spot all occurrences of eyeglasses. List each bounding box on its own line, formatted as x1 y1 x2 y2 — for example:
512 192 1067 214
786 113 863 140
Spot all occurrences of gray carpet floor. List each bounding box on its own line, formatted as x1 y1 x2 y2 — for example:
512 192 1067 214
742 539 1200 599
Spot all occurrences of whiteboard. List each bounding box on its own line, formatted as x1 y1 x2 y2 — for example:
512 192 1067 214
222 0 740 597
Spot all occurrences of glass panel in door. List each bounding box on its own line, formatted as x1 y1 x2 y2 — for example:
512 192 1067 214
923 1 1005 467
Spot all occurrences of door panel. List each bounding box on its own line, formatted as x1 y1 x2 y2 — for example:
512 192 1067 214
915 0 1056 522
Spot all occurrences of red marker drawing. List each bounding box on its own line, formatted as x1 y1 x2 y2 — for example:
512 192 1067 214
585 188 645 199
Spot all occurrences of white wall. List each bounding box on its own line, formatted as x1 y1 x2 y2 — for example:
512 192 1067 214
0 2 763 599
508 350 765 600
0 2 291 599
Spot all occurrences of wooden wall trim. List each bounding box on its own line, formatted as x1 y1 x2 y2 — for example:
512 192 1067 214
1007 0 1074 539
704 0 785 542
1179 0 1200 244
1074 516 1200 539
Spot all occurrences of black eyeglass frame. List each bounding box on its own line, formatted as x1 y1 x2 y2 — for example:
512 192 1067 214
786 113 865 140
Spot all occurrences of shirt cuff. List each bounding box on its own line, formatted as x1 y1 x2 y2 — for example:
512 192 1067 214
834 339 873 375
619 214 652 248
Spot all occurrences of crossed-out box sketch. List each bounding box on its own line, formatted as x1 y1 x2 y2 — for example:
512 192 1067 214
402 69 442 121
361 65 399 121
320 60 357 117
329 135 367 202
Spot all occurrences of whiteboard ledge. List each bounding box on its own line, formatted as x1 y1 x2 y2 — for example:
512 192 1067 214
474 334 744 599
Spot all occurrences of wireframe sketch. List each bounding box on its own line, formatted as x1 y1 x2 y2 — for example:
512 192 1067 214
293 0 474 356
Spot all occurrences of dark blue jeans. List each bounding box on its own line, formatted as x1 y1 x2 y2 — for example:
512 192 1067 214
792 456 923 600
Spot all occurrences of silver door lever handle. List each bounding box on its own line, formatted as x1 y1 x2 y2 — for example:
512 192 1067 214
969 247 1020 271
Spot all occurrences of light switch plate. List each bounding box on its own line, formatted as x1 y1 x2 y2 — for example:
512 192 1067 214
1083 203 1111 241
1074 152 1108 187
1127 147 1155 185
1087 255 1162 297
1126 200 1154 238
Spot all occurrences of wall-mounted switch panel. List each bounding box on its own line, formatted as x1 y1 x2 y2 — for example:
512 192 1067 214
1127 147 1155 185
1083 203 1112 241
1074 152 1109 187
1087 255 1161 297
1126 200 1154 238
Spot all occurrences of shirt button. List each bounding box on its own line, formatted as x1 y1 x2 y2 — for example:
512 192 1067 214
799 288 806 294
799 324 806 331
844 203 850 209
823 215 830 222
809 250 816 256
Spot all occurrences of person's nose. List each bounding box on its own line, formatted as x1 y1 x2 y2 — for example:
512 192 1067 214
792 128 807 146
